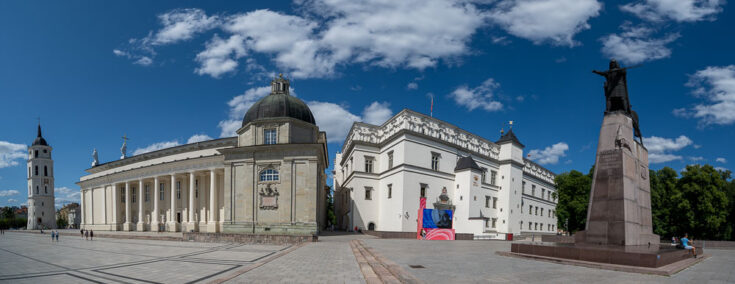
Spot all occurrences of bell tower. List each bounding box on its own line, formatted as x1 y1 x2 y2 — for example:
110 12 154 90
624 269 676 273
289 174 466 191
27 123 56 229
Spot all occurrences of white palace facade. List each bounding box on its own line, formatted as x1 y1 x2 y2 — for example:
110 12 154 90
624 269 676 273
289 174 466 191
78 76 329 235
333 109 558 239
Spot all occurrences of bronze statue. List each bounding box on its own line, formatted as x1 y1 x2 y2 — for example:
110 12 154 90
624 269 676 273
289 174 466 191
593 59 643 145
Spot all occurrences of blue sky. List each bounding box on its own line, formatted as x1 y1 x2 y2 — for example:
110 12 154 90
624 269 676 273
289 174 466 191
1 0 733 208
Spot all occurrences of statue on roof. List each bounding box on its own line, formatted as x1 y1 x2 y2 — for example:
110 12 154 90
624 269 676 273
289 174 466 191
92 148 99 167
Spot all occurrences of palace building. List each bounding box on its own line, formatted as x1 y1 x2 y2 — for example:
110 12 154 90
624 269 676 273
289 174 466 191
332 109 558 239
78 75 329 235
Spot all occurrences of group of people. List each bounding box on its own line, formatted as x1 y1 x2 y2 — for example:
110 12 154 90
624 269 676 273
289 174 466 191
672 233 698 258
50 230 60 242
80 229 94 240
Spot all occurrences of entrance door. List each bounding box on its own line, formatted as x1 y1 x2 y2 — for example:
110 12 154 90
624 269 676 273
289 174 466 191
37 218 42 227
176 212 181 223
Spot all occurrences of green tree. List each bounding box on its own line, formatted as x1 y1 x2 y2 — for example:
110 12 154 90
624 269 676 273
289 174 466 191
672 165 729 239
56 215 68 229
0 207 14 219
555 168 592 233
650 167 680 237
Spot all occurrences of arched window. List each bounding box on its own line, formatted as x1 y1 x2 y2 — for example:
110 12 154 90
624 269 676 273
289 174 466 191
34 166 38 176
259 169 279 181
36 186 39 194
45 186 47 194
34 150 38 158
44 166 48 176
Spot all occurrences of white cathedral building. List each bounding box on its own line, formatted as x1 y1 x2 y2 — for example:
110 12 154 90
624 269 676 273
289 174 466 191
27 124 56 229
333 109 558 239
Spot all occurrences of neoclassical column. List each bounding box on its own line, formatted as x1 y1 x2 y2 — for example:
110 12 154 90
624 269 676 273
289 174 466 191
188 171 197 231
90 188 94 225
207 169 218 232
137 179 144 231
111 184 118 230
152 176 160 231
169 174 177 232
124 181 132 231
80 189 86 227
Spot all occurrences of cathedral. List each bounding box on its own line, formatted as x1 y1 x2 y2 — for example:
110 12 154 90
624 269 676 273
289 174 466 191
27 124 56 229
77 75 329 235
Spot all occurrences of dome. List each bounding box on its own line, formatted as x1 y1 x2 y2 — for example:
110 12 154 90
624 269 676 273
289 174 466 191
242 75 316 126
32 124 49 146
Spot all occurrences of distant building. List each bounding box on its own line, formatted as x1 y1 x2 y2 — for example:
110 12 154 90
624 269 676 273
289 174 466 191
333 109 558 239
58 203 81 229
27 124 56 229
14 206 28 219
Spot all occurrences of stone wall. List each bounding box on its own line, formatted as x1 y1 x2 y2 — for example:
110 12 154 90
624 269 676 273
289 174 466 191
362 230 474 240
541 235 575 243
183 232 316 244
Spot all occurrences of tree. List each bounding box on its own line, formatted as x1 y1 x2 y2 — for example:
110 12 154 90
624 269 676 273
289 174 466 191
650 167 680 237
0 207 14 219
56 215 68 229
555 168 592 233
672 165 729 239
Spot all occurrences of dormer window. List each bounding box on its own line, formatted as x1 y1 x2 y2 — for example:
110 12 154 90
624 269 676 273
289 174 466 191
264 128 277 145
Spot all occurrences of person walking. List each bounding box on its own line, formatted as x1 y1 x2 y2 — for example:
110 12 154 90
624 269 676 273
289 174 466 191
90 230 94 241
80 228 84 239
55 230 59 242
85 230 89 240
51 231 55 242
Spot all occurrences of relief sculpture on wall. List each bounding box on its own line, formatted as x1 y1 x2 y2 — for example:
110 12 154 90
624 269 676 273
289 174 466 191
259 184 279 210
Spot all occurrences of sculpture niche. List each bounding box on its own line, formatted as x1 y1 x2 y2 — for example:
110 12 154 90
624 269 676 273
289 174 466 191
593 60 643 146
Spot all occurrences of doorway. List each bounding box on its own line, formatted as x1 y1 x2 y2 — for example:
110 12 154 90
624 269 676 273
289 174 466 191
176 212 182 223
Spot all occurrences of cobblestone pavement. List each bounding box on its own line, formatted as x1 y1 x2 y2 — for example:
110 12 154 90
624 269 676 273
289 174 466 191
226 233 372 283
0 231 289 283
363 239 735 283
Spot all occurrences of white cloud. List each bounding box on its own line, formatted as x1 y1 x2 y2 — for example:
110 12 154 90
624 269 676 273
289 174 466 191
449 78 503 112
153 8 219 45
124 1 488 78
678 65 735 126
187 134 213 144
362 102 394 125
688 156 705 161
716 157 727 163
620 0 725 22
488 0 602 46
195 34 247 78
0 190 19 197
218 86 272 137
407 82 418 90
113 49 153 66
600 24 679 64
133 141 181 155
528 142 569 165
54 187 75 195
308 101 362 143
7 199 17 203
644 135 693 163
0 141 26 168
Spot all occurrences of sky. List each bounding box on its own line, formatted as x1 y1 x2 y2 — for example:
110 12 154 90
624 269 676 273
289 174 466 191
1 0 734 208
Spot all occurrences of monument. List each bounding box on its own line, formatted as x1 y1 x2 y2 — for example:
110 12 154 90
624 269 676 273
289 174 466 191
507 60 702 272
574 59 659 246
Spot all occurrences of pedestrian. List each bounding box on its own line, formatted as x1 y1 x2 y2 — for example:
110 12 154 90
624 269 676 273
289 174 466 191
90 230 93 241
85 230 89 240
51 231 55 242
55 230 59 242
80 228 84 239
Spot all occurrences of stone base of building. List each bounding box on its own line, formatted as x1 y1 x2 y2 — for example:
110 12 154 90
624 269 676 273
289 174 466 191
167 222 180 232
222 222 317 236
136 222 145 231
81 224 119 231
183 232 316 244
206 222 220 233
123 222 133 231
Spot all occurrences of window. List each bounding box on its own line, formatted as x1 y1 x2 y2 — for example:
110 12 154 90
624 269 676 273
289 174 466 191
481 168 487 183
485 219 490 228
535 223 538 230
365 187 372 200
528 205 532 215
36 186 39 194
388 152 394 168
541 208 544 216
34 166 38 176
535 207 538 215
528 222 532 230
541 223 544 231
388 184 392 199
522 181 526 194
176 181 181 199
490 170 497 186
44 166 48 176
131 188 137 203
493 197 498 209
420 184 427 198
34 150 38 158
44 186 47 194
159 183 165 201
145 185 150 202
492 218 497 228
259 169 279 181
365 157 373 173
542 188 546 200
264 128 277 145
431 153 440 171
485 196 491 208
532 185 536 196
